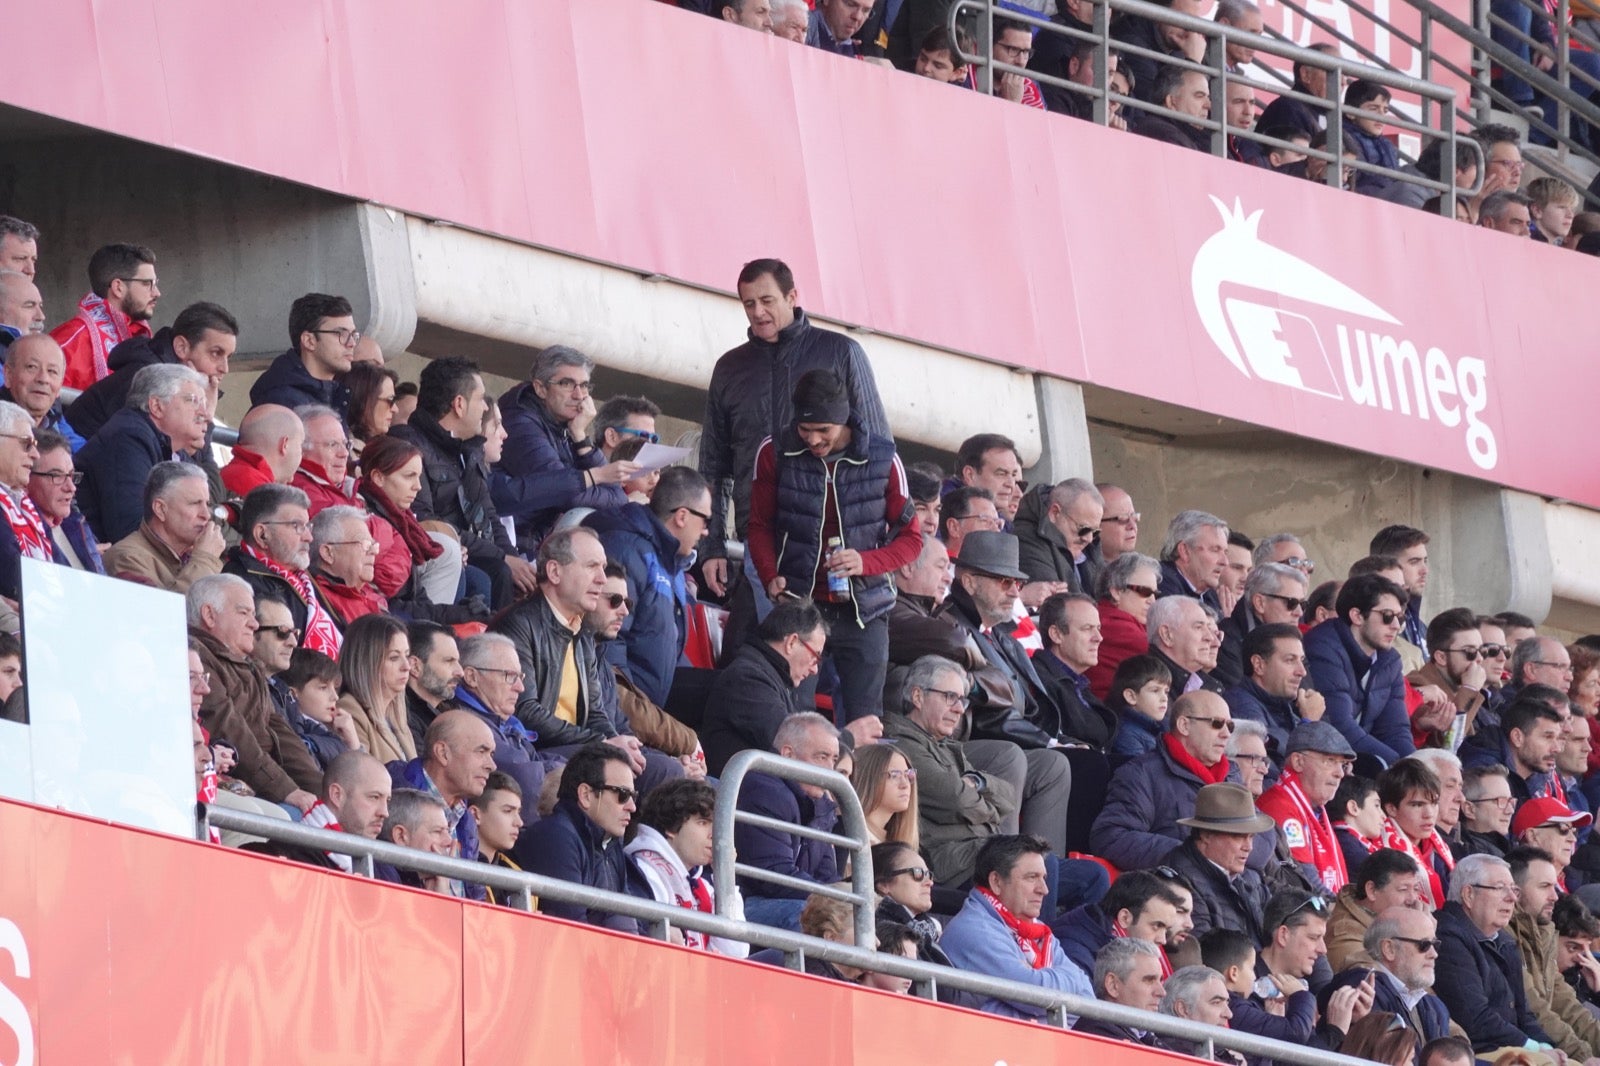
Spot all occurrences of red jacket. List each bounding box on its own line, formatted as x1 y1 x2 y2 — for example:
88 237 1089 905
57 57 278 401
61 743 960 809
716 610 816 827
292 461 360 517
50 295 151 391
1088 600 1149 699
220 449 275 499
314 574 388 628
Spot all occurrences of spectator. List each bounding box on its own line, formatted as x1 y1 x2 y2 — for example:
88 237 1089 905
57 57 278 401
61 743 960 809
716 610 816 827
309 505 386 626
1225 621 1322 764
102 461 224 593
1378 759 1453 907
1114 0 1207 106
1512 798 1590 892
1076 938 1171 1046
278 647 355 772
1368 525 1430 652
1331 774 1387 873
343 362 399 460
913 25 972 85
1327 848 1429 970
884 655 1072 885
1259 721 1357 892
795 894 872 984
393 709 497 899
0 217 37 280
451 633 547 824
942 834 1094 1020
1213 0 1264 71
248 293 355 418
404 621 463 747
1335 907 1452 1044
391 354 534 607
469 771 526 904
905 463 944 537
1031 35 1118 119
850 741 919 849
187 574 321 812
806 0 874 56
1054 869 1185 976
872 840 953 967
1528 177 1581 245
1456 763 1516 859
1462 696 1566 804
1343 80 1399 195
1419 1037 1476 1066
1014 478 1104 594
320 749 392 840
1553 895 1600 1009
514 742 649 931
1480 190 1534 238
1409 747 1467 846
1378 137 1481 213
26 429 101 574
1134 67 1213 152
1159 965 1238 1059
1157 510 1230 611
377 788 457 894
1108 654 1175 758
224 484 341 657
1556 714 1592 829
1 336 81 451
885 533 992 693
292 404 360 515
1096 485 1141 570
625 778 749 956
1478 615 1513 694
1302 573 1415 763
1509 637 1575 697
49 243 158 390
492 345 635 549
338 613 416 765
1216 561 1310 689
1034 593 1119 749
717 0 772 29
1508 846 1600 1057
0 271 45 351
391 381 418 425
0 402 51 602
1089 550 1163 698
1409 608 1489 749
590 394 661 460
986 18 1047 109
732 712 842 930
1435 853 1557 1053
585 563 702 764
1157 783 1272 940
937 486 1001 561
769 0 808 41
585 465 710 707
1147 595 1225 703
219 405 305 498
355 434 460 615
76 363 209 543
1256 43 1337 141
1218 532 1254 618
953 433 1025 528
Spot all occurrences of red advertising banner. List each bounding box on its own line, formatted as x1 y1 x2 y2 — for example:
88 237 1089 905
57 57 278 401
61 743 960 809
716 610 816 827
0 798 1188 1065
0 0 1589 505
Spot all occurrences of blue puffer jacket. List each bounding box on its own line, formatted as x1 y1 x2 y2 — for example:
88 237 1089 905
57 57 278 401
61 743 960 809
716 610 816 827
492 381 626 548
1302 618 1414 765
1109 708 1164 759
584 503 691 708
513 798 649 934
1051 902 1113 976
248 348 350 420
733 770 839 899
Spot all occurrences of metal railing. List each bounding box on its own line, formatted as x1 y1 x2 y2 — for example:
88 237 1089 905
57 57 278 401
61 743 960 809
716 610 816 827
197 802 1372 1066
951 0 1477 213
712 749 877 951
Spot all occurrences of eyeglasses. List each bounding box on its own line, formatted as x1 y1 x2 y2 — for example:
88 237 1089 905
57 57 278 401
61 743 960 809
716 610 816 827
886 865 931 882
1283 557 1317 575
1390 935 1442 952
604 593 634 610
1102 512 1141 527
1479 644 1508 658
680 506 712 524
29 468 81 485
924 686 971 708
1534 660 1576 674
1449 646 1483 660
795 637 825 666
1123 583 1158 599
117 275 159 288
0 432 37 451
995 41 1034 60
1468 882 1521 898
312 437 353 454
989 575 1024 591
322 540 378 553
260 519 311 535
592 783 638 805
1233 753 1271 768
616 426 661 444
1265 593 1306 612
549 377 593 394
1186 715 1235 732
1368 609 1403 625
189 670 211 687
955 513 1002 528
886 768 918 783
258 625 300 641
1466 794 1516 809
311 328 362 347
471 666 525 688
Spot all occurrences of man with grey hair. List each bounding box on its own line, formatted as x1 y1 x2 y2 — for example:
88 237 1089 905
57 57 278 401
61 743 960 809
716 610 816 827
224 483 342 657
452 631 548 822
0 270 44 350
0 400 50 606
376 787 458 894
1076 937 1171 1046
292 403 360 514
1160 965 1236 1047
1015 477 1105 594
494 344 639 548
309 504 386 625
1479 190 1533 238
0 216 39 280
103 460 225 593
77 362 210 542
1148 595 1225 702
769 0 809 41
1510 635 1573 696
219 403 304 497
188 572 322 813
1214 561 1311 688
1253 532 1314 574
1158 510 1230 611
1328 906 1451 1043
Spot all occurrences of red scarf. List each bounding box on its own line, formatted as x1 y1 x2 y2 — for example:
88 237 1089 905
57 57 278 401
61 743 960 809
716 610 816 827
243 543 343 659
1112 919 1174 978
978 886 1055 970
1380 817 1455 907
358 476 443 565
71 292 148 383
1163 731 1231 784
1270 771 1348 892
0 488 53 563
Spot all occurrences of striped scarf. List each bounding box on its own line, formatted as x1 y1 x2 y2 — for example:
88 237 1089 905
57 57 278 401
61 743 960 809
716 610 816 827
242 543 342 659
73 293 146 382
0 487 53 564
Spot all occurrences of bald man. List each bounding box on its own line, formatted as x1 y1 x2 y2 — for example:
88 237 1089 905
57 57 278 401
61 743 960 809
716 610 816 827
220 404 305 497
0 270 45 347
393 708 498 901
0 334 83 449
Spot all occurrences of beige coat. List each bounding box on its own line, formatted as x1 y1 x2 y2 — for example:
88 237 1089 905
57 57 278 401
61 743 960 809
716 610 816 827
341 691 415 765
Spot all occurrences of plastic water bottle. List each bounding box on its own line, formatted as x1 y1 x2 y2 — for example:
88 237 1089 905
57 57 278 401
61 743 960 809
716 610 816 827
826 537 849 598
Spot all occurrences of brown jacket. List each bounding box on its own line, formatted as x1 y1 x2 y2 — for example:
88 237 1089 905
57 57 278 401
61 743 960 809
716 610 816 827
1511 909 1600 1058
104 522 222 594
1327 884 1376 972
342 691 415 765
191 626 321 802
1407 659 1486 743
610 667 697 756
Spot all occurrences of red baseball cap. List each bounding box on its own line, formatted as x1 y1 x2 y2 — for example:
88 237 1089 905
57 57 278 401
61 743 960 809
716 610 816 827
1512 796 1594 838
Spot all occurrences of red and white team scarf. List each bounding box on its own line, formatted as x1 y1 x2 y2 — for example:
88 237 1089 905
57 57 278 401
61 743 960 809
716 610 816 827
1271 772 1349 893
634 847 713 951
243 543 342 659
979 886 1055 970
198 763 221 844
1381 818 1455 907
301 799 353 873
0 488 53 563
72 293 145 382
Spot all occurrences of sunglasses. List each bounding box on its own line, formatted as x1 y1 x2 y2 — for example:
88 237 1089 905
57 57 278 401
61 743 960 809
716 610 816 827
1185 715 1234 732
592 783 638 805
1123 583 1158 599
1368 609 1403 625
616 426 661 444
604 593 634 610
1391 936 1441 952
1265 593 1306 612
260 624 300 641
1478 644 1507 658
886 865 931 882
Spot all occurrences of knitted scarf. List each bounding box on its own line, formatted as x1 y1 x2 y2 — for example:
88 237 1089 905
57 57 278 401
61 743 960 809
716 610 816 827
1112 918 1174 978
1163 731 1231 785
978 886 1055 970
1275 770 1349 892
74 293 146 382
242 543 342 658
0 487 53 563
1381 817 1455 907
358 476 443 565
301 799 353 872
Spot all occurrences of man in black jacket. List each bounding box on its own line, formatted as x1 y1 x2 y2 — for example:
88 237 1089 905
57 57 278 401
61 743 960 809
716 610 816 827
1148 594 1227 704
699 599 821 775
1076 938 1175 1047
1215 562 1310 690
389 354 536 608
248 292 354 418
1159 783 1272 941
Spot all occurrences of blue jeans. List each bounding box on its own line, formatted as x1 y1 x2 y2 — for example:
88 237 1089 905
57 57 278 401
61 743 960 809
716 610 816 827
1492 0 1537 104
743 895 807 931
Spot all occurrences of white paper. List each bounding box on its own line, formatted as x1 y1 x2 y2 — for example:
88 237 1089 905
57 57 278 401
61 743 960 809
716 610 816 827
627 443 692 477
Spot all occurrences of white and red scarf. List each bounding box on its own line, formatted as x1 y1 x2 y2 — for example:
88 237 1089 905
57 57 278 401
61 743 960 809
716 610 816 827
1381 817 1455 907
979 886 1055 970
302 800 353 872
1269 771 1349 893
0 488 53 563
73 293 146 382
634 847 715 951
243 543 342 659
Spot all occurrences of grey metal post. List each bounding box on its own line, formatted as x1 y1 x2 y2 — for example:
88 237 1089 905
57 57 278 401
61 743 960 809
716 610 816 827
1559 0 1572 146
1328 60 1346 190
1095 0 1112 126
1421 15 1435 128
980 0 996 96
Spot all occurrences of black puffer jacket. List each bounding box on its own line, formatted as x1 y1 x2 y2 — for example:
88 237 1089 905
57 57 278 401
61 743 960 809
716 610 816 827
490 592 619 748
248 348 351 419
389 408 512 571
67 327 177 439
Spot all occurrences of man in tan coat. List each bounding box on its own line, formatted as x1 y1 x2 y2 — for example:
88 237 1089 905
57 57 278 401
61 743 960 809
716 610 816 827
103 461 224 593
1509 846 1600 1059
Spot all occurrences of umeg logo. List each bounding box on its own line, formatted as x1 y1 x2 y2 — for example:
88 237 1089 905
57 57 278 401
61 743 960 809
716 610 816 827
1191 197 1498 471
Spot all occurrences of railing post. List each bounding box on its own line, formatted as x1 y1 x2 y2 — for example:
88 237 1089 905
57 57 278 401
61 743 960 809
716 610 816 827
1216 55 1230 158
1094 0 1112 126
1444 96 1460 217
979 0 995 96
1420 14 1434 129
1328 60 1346 190
1559 0 1573 146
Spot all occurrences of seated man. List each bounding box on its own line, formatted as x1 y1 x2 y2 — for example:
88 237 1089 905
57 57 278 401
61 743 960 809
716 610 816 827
392 709 498 899
101 461 225 593
624 778 749 957
404 621 463 747
1054 868 1185 977
747 369 920 727
249 293 355 417
733 712 842 931
1257 721 1358 893
1148 595 1226 703
469 771 526 906
1076 938 1171 1046
318 749 392 842
1225 622 1326 765
1435 853 1558 1053
26 428 100 574
377 788 458 895
1159 965 1239 1059
586 563 701 764
942 834 1094 1021
1330 907 1452 1044
1302 573 1416 764
1507 845 1600 1058
1013 478 1104 594
513 742 649 933
700 598 822 776
291 404 360 515
1133 67 1213 152
452 632 548 823
1157 510 1229 610
223 484 342 658
584 465 710 707
1407 608 1489 747
1033 592 1120 750
1215 561 1310 689
1377 759 1453 908
77 363 210 542
0 335 82 450
1460 695 1565 805
1327 848 1428 971
308 504 387 626
885 656 1072 888
1158 783 1272 941
1512 797 1591 894
187 574 321 813
218 404 304 498
1455 763 1516 860
50 242 157 390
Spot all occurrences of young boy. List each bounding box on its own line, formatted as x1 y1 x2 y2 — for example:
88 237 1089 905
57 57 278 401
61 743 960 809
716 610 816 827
1108 653 1173 757
470 771 526 907
624 778 749 957
1528 176 1582 246
278 647 359 770
1329 774 1386 876
913 26 972 85
1344 79 1400 196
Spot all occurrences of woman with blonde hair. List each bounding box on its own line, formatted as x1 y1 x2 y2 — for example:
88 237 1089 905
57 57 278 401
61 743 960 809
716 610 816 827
850 742 920 852
339 613 414 764
1341 1012 1419 1066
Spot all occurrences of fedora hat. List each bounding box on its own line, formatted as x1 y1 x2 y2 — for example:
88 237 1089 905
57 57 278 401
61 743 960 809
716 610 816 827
953 530 1030 582
1177 783 1276 835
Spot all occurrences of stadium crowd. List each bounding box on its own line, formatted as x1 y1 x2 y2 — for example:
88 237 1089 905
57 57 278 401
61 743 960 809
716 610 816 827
9 216 1600 1061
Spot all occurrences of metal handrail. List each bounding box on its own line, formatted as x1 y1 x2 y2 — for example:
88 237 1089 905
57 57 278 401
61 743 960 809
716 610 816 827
198 802 1373 1066
952 0 1471 212
712 748 877 950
